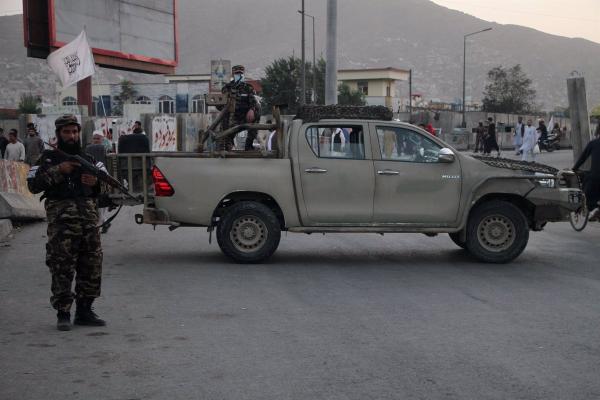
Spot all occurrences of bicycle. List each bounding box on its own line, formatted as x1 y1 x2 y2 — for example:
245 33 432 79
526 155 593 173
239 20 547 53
564 170 589 232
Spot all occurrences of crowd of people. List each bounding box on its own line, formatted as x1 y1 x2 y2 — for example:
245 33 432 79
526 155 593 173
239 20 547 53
0 123 45 163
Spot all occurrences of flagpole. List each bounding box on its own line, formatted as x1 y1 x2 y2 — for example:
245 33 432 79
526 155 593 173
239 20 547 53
94 65 112 148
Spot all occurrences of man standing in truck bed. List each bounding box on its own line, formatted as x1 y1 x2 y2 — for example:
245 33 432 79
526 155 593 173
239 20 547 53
217 65 260 151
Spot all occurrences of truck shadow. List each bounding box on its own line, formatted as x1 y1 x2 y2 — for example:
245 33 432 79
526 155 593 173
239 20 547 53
128 247 530 272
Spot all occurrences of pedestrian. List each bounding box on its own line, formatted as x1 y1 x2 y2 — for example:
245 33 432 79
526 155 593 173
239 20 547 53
217 65 260 151
520 119 537 162
514 116 525 155
573 128 600 220
0 127 8 159
86 130 112 233
473 121 485 153
266 121 277 152
425 123 436 136
132 121 146 135
27 114 106 331
23 123 45 165
118 125 150 153
86 130 109 165
483 117 500 156
538 119 548 143
3 129 25 161
551 122 561 137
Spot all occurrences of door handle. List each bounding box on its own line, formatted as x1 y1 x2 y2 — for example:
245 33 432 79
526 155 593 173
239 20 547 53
377 170 400 175
305 167 328 173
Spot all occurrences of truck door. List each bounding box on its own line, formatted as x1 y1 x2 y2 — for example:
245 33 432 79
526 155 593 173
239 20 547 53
297 123 374 224
370 124 462 224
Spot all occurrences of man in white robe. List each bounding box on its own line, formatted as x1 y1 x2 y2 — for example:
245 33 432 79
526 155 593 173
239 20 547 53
520 119 538 162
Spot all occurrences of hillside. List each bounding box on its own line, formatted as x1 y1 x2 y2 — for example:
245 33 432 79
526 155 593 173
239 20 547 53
1 0 600 109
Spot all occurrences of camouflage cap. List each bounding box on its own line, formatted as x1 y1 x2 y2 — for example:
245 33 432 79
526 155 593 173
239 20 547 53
232 65 245 73
55 114 81 129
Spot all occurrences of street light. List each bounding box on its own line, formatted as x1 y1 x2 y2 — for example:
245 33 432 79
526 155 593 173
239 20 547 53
300 0 306 105
298 10 316 104
462 27 492 128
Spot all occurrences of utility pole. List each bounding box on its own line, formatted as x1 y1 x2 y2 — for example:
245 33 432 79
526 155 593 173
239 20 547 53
408 69 413 122
299 10 317 104
325 0 338 105
462 28 492 128
300 0 306 105
567 75 592 168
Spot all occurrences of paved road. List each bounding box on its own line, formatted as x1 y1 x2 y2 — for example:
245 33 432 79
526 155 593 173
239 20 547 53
1 150 599 400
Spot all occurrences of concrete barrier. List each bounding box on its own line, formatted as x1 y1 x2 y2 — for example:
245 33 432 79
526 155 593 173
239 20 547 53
0 160 45 220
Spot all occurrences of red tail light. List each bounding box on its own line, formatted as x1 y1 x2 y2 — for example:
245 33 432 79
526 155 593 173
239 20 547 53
151 166 175 197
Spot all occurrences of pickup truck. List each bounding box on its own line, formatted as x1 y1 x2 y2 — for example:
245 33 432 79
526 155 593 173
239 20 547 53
108 108 583 264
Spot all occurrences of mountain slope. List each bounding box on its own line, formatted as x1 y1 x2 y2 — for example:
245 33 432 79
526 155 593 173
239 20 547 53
1 0 599 109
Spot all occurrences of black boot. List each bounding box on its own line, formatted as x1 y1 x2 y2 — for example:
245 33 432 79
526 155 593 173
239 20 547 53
74 299 106 326
57 311 71 331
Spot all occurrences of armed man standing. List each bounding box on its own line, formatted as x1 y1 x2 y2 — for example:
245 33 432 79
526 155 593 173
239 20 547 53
27 115 106 331
218 64 260 150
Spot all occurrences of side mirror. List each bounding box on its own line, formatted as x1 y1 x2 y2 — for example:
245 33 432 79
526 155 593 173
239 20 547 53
438 148 455 163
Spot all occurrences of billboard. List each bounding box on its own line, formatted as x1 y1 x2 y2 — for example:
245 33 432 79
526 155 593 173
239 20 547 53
210 60 231 93
23 0 177 74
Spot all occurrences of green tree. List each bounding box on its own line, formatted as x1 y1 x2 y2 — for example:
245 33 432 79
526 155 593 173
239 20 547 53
591 104 600 121
17 93 42 114
113 79 137 115
337 83 366 106
261 56 326 114
482 65 537 113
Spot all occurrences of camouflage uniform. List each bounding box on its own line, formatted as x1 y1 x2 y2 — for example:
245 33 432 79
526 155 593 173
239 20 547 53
28 149 102 313
217 66 260 151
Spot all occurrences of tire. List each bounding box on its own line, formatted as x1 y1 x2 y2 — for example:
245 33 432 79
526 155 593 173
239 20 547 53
216 201 281 263
569 193 588 232
546 145 555 152
465 200 529 263
448 232 466 249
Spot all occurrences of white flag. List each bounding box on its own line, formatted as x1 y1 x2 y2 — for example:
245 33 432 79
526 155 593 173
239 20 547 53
47 30 96 88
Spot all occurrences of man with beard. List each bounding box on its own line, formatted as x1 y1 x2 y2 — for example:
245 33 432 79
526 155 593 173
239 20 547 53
27 115 106 331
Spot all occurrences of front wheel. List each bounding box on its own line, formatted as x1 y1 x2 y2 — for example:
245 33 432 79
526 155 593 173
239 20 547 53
569 194 588 232
465 201 529 263
216 201 281 263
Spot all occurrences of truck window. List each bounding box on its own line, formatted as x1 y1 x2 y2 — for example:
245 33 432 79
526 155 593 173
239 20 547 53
376 126 441 163
305 126 366 160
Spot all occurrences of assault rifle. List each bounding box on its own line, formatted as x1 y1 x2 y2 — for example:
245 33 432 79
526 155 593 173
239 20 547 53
44 142 140 202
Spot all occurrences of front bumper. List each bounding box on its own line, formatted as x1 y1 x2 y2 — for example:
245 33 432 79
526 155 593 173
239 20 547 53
527 187 583 221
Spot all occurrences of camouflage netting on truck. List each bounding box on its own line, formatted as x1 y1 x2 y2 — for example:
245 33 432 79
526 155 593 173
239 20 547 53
472 155 559 175
294 105 394 122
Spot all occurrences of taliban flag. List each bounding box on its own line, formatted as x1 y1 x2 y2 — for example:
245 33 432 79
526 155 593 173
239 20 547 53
47 30 96 88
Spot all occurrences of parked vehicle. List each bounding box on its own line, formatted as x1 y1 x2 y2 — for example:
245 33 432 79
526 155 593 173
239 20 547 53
108 112 583 264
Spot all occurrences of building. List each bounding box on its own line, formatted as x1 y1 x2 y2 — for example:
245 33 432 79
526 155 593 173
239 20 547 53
56 67 409 115
57 74 262 116
337 67 410 110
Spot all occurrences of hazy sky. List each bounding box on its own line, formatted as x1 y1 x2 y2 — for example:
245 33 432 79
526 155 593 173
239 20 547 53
1 0 599 43
431 0 600 43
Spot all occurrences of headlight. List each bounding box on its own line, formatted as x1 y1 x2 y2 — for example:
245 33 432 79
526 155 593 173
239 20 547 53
537 179 555 188
534 173 556 188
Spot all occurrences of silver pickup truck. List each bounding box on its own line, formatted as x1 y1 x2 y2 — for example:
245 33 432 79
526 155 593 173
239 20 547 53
109 114 583 264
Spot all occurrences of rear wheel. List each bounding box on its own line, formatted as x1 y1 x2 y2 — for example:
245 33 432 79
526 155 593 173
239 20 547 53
216 201 281 263
465 201 529 263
